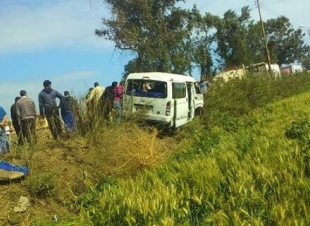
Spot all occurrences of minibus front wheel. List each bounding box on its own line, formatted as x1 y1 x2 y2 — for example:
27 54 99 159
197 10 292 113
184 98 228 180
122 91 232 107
195 107 203 116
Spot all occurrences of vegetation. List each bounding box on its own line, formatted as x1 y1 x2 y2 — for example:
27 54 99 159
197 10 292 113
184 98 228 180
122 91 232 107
75 73 310 226
2 1 310 225
2 73 310 225
96 1 310 76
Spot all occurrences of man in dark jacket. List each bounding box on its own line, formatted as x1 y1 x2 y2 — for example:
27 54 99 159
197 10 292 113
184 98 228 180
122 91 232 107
102 81 117 119
16 90 37 144
10 96 22 144
38 80 64 140
59 91 77 135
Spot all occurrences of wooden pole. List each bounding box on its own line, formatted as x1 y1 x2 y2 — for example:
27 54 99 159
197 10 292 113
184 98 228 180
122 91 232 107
257 0 272 76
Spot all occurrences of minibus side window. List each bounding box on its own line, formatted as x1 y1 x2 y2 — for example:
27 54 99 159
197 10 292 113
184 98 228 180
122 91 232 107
125 79 135 95
172 82 186 99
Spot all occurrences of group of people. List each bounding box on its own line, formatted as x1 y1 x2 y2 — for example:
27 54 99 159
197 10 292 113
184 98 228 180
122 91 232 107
0 79 124 154
0 89 38 154
85 80 124 122
0 80 78 154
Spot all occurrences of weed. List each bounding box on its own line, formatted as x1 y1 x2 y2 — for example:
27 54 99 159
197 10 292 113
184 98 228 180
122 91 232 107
24 170 57 198
285 115 310 145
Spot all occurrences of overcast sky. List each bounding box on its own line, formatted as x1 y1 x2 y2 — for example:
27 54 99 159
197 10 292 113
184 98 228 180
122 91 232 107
0 0 309 117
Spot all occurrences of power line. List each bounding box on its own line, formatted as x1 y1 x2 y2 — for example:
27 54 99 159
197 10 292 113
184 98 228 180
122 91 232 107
249 0 282 20
245 0 302 29
243 0 278 18
259 1 282 18
251 1 280 18
254 1 301 28
245 0 255 4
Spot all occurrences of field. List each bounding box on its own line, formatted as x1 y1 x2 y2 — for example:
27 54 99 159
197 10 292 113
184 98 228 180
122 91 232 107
1 73 310 225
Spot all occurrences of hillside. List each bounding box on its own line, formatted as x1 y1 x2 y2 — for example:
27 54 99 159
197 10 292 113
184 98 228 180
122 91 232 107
1 74 310 225
76 90 310 225
0 120 179 225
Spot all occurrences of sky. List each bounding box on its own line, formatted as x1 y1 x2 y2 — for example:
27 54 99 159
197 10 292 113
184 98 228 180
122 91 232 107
1 0 309 118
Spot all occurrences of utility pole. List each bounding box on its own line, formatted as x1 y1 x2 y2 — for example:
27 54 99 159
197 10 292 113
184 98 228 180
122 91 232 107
257 0 272 76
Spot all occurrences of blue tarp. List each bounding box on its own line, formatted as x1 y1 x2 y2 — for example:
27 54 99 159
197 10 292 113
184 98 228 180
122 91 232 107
0 161 29 176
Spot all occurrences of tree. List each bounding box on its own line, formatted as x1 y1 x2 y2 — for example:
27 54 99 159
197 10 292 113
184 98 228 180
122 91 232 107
264 16 310 65
191 11 220 78
214 6 254 69
302 54 310 70
211 7 310 69
95 2 309 76
95 0 200 77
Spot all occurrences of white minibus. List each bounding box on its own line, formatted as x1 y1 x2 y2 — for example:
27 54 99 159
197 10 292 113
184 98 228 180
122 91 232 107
123 72 204 128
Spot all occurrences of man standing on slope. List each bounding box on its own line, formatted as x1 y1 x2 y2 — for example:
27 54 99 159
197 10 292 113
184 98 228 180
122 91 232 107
59 91 78 135
102 81 117 120
113 81 124 123
86 82 105 118
38 80 64 140
10 96 22 144
16 90 37 144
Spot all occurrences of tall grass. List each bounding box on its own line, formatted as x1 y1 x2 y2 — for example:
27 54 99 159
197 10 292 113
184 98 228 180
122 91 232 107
4 73 310 225
204 73 310 131
77 72 310 225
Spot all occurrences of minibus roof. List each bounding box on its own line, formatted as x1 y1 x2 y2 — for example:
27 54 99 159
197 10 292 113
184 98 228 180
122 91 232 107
127 72 197 83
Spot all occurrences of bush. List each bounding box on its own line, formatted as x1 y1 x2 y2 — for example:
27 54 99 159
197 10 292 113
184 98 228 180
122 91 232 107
24 171 57 198
204 73 310 130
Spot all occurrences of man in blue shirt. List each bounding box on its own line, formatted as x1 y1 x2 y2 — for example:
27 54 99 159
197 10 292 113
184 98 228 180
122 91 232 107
0 106 10 153
59 91 77 135
38 80 64 140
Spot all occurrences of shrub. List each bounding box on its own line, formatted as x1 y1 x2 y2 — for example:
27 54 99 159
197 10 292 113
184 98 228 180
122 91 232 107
285 116 310 145
204 73 310 130
24 171 57 198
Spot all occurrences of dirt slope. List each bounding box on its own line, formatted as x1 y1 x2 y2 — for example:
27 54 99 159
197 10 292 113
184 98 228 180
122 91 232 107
0 122 175 225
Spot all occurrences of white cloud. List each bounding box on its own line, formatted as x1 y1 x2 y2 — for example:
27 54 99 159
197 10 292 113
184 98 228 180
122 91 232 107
0 0 112 54
1 0 308 55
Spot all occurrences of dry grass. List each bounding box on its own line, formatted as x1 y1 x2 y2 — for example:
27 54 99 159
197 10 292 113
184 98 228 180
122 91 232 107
82 122 169 178
0 119 171 225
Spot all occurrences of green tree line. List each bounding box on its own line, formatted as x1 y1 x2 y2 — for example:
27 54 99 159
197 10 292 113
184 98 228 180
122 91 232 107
95 0 310 78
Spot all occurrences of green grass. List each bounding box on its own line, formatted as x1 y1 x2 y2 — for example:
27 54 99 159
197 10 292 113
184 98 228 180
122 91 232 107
72 73 310 225
5 73 310 225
